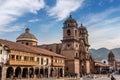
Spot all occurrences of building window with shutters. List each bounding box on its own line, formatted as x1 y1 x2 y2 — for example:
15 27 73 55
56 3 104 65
41 58 43 65
10 55 15 60
16 55 19 60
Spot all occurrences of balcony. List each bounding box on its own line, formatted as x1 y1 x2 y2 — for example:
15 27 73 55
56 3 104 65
8 60 38 66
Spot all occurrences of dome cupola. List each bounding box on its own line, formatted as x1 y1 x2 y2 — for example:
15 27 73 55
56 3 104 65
16 28 38 46
63 15 78 28
108 51 115 61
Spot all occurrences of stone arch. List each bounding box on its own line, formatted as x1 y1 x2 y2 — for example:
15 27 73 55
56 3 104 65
29 67 34 78
0 66 2 79
59 68 63 77
35 68 39 78
45 68 48 78
40 68 44 78
15 67 21 78
22 68 28 78
53 68 58 77
6 66 14 78
50 68 54 77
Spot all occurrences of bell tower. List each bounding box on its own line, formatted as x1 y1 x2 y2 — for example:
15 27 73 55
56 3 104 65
108 51 117 71
61 15 80 76
79 24 90 74
61 15 79 59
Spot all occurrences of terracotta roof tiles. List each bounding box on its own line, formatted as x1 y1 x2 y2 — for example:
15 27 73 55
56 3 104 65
0 39 64 58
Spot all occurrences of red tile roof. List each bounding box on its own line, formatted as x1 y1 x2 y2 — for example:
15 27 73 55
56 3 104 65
0 39 64 58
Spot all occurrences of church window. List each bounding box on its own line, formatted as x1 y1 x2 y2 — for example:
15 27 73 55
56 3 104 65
76 53 78 57
67 44 71 48
26 42 29 45
66 67 69 71
67 29 71 36
75 30 77 36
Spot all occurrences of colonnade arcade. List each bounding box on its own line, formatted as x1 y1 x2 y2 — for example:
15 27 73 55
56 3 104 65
5 66 64 79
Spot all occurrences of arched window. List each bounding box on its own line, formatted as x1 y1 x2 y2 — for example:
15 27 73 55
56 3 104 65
67 29 71 36
26 42 29 45
75 30 77 36
76 53 78 57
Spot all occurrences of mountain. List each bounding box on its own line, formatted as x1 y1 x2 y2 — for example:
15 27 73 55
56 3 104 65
89 48 120 61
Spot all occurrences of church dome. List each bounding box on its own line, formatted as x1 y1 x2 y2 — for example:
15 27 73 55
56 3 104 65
64 15 77 23
108 51 115 58
79 24 87 30
63 15 78 27
16 28 38 46
79 24 88 34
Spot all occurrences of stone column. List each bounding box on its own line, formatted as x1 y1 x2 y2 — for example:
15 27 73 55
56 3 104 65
48 67 50 78
1 66 7 80
62 67 64 77
13 67 16 77
21 67 23 79
27 67 29 79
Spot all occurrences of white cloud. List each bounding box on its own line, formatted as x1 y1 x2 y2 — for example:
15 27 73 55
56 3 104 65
86 7 120 49
28 18 40 22
0 0 45 33
47 0 84 21
85 7 120 27
0 24 25 34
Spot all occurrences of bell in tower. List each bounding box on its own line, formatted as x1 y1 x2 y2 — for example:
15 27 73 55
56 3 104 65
63 15 79 41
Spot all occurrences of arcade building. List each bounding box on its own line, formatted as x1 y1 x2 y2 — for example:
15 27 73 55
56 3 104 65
0 28 65 80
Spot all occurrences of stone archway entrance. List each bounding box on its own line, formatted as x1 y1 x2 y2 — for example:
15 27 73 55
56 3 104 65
6 67 14 78
35 68 39 78
40 68 44 78
45 68 48 78
29 67 34 78
50 68 53 77
59 68 63 77
15 67 21 78
22 68 28 78
0 66 2 80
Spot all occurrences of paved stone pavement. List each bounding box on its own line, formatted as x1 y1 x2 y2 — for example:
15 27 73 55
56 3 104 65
13 75 120 80
82 74 120 80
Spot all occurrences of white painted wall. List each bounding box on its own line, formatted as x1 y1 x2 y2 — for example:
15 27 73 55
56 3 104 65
39 56 51 66
101 59 108 64
0 45 9 65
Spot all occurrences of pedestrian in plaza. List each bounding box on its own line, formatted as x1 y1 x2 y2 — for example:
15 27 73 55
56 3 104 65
80 74 83 80
111 75 116 80
108 73 110 77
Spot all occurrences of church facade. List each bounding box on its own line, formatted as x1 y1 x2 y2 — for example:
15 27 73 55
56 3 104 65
39 15 92 76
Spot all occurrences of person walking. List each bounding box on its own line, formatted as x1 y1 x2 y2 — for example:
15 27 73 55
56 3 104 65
111 75 116 80
80 74 83 80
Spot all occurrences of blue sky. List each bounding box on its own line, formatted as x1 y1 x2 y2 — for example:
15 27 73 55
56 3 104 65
0 0 120 49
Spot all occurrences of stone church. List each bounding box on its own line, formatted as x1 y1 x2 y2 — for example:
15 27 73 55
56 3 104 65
39 15 92 76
